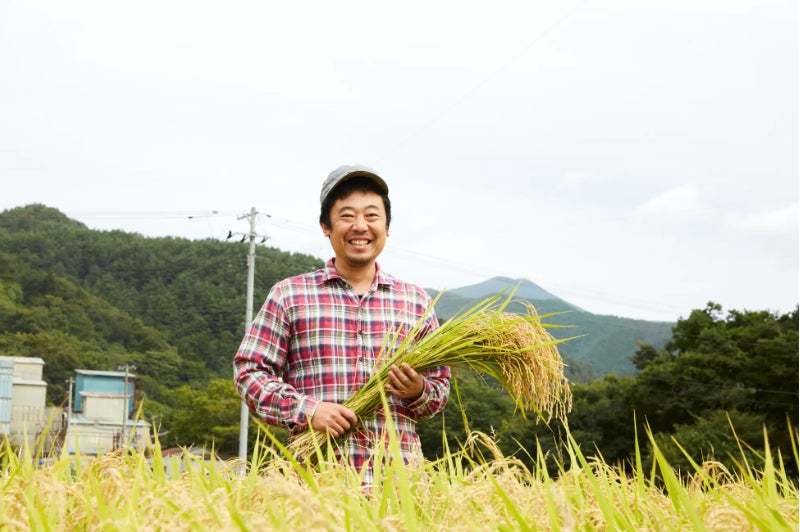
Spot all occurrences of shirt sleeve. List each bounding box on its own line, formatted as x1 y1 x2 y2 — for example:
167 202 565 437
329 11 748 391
405 306 451 420
233 284 319 433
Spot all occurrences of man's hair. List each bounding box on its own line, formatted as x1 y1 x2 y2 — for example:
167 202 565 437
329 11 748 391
319 176 392 229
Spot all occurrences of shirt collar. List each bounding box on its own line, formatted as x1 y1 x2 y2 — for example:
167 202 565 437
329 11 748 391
322 258 394 290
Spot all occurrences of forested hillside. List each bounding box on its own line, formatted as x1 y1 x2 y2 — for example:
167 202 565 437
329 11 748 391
418 301 798 475
0 204 796 472
433 292 673 377
0 204 321 450
0 204 321 373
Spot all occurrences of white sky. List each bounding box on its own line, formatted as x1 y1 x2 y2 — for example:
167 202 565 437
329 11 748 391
0 0 797 321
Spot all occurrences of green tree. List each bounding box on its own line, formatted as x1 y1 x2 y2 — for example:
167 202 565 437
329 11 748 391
650 410 765 473
162 379 244 454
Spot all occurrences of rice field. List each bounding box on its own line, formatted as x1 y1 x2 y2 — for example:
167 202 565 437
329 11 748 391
1 297 795 530
0 422 796 531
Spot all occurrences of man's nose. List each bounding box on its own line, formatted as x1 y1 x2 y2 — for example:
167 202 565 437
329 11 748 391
353 215 368 230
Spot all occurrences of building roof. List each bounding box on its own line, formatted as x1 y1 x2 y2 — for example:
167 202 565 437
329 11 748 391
0 356 45 365
75 369 137 379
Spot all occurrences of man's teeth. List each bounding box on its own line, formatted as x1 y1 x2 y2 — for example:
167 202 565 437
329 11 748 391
350 240 369 245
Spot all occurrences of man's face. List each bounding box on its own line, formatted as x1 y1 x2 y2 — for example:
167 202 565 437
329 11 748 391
321 190 388 268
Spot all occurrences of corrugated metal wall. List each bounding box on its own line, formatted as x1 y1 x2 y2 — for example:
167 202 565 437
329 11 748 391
0 360 12 435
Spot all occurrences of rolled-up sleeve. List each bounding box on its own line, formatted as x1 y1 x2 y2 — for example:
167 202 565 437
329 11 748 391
406 308 451 420
233 284 319 432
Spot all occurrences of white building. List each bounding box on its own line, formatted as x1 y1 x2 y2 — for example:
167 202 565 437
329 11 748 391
63 369 149 455
0 356 48 448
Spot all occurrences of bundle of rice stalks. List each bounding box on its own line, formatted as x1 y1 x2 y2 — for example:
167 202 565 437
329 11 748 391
290 293 574 459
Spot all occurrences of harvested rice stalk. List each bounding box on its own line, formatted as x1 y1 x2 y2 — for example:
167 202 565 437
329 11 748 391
290 293 574 459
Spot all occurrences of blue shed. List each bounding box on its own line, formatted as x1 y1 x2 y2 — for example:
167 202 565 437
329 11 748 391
73 369 136 415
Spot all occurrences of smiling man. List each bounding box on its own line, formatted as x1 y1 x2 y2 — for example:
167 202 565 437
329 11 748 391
233 165 450 481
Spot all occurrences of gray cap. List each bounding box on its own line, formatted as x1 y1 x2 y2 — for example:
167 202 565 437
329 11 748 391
320 165 388 205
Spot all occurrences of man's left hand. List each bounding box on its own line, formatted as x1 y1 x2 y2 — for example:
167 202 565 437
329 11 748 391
386 363 424 401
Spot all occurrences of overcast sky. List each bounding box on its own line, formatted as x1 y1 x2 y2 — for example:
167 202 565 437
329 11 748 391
1 0 797 321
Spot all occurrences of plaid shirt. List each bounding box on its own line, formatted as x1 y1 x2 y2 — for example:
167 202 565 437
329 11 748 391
233 258 450 479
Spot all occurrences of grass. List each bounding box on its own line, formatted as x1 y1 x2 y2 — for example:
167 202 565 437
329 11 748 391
0 414 797 530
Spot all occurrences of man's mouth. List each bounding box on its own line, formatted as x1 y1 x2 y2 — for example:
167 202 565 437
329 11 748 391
348 239 371 248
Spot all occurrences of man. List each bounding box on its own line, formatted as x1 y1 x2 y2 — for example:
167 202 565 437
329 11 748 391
233 165 450 480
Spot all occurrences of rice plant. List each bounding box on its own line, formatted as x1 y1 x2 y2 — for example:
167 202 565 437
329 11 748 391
0 409 796 530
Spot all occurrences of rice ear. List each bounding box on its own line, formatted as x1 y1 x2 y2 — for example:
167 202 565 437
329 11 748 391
289 293 574 460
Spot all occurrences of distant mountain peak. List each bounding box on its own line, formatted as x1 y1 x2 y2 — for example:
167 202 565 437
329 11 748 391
448 276 566 304
487 275 517 284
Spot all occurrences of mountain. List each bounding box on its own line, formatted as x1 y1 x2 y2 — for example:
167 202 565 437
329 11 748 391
448 276 573 306
431 285 673 378
0 204 670 387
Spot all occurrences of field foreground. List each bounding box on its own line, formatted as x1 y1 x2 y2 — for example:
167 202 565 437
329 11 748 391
0 428 797 531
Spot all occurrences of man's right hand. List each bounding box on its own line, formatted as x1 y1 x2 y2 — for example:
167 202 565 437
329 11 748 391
309 402 358 437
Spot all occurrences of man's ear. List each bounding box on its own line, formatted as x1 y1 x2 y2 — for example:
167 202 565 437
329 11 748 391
320 222 331 238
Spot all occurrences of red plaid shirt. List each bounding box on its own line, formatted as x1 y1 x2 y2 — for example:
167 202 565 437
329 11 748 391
233 258 450 478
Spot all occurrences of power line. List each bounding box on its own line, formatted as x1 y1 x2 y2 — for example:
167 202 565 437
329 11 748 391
66 210 236 219
260 212 688 316
13 207 778 318
59 208 704 317
46 207 685 315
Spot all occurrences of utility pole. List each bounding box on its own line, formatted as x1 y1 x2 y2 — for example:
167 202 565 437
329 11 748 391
122 365 129 446
231 207 270 464
116 364 136 448
66 377 73 437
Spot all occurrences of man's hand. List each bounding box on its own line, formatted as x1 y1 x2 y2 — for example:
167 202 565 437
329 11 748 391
310 402 358 438
386 363 425 401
